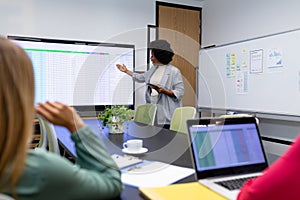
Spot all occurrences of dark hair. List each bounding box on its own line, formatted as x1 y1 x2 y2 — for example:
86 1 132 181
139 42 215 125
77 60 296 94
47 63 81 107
149 40 174 65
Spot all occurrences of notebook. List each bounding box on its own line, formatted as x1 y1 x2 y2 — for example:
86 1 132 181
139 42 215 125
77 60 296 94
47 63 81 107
111 154 143 169
139 182 227 200
186 117 268 200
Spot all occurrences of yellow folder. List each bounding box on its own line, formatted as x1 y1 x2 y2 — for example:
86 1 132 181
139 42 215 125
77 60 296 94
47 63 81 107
139 182 228 200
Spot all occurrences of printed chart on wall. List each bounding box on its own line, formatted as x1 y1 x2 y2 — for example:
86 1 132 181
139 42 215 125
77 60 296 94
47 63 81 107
198 28 300 116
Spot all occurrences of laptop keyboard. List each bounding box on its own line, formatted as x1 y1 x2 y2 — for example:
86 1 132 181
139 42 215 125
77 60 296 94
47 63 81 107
215 176 257 190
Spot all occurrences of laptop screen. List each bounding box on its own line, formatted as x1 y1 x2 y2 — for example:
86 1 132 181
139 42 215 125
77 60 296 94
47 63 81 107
187 117 268 178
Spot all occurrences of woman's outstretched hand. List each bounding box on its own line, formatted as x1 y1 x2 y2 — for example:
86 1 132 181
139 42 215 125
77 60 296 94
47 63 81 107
116 64 133 76
116 64 128 73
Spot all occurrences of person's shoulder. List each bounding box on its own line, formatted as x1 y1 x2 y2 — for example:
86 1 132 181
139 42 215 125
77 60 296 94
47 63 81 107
167 64 181 73
28 148 49 157
148 65 158 71
26 149 75 172
27 148 74 167
27 148 61 163
289 134 300 148
23 149 59 176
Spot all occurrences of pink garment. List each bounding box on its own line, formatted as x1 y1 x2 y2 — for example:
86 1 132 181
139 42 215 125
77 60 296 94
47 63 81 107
237 134 300 200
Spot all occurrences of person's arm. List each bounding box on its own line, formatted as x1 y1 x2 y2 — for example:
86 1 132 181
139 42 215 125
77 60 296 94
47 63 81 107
161 88 175 97
21 127 122 199
69 126 122 199
151 68 184 100
237 135 300 200
116 64 133 76
34 102 123 199
170 69 184 101
149 83 175 97
116 63 148 83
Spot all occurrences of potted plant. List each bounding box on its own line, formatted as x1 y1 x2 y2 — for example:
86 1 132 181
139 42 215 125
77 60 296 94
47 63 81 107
98 105 134 134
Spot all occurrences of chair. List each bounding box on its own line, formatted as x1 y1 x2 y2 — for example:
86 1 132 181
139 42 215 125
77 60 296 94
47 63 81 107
220 114 259 124
134 104 157 126
170 106 196 134
36 116 48 150
36 116 60 155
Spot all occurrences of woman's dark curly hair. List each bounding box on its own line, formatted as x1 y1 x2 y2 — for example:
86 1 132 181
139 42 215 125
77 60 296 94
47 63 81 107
149 40 174 65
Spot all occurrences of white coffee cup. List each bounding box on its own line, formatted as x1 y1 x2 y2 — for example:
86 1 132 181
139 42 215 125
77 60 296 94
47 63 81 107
123 139 143 152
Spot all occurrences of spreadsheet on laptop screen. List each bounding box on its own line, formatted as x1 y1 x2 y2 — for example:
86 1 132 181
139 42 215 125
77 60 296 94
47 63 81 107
9 36 134 107
189 123 266 172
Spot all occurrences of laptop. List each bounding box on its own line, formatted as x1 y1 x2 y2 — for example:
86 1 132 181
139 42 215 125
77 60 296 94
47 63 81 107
187 117 268 199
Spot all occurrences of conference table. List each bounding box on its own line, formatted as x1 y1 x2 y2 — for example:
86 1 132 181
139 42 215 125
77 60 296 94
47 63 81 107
54 119 196 200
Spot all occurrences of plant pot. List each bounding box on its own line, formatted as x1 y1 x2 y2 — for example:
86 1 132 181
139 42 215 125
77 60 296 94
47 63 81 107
108 123 124 134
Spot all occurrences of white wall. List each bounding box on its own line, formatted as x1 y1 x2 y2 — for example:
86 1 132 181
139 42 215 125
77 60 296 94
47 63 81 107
202 0 300 47
1 0 154 41
0 0 155 70
0 0 203 68
159 0 204 7
0 0 203 107
201 0 300 157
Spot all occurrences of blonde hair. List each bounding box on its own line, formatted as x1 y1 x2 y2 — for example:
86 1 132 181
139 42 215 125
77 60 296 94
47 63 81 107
0 38 34 193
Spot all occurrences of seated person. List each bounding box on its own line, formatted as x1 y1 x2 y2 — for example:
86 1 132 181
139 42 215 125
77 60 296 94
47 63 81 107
0 37 122 199
238 135 300 200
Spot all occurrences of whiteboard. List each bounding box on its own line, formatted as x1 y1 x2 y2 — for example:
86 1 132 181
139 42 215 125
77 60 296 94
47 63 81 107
198 29 300 116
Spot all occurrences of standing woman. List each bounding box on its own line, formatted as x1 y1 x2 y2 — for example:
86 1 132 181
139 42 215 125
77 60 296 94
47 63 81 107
0 37 122 199
117 39 184 128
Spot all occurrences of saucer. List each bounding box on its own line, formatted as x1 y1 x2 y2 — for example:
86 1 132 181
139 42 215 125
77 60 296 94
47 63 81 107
122 147 148 154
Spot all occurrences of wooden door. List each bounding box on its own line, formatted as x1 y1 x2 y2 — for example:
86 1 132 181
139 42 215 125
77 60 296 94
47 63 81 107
157 2 201 107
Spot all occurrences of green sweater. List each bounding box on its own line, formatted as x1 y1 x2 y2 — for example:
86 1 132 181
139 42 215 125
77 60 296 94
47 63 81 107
7 126 122 200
